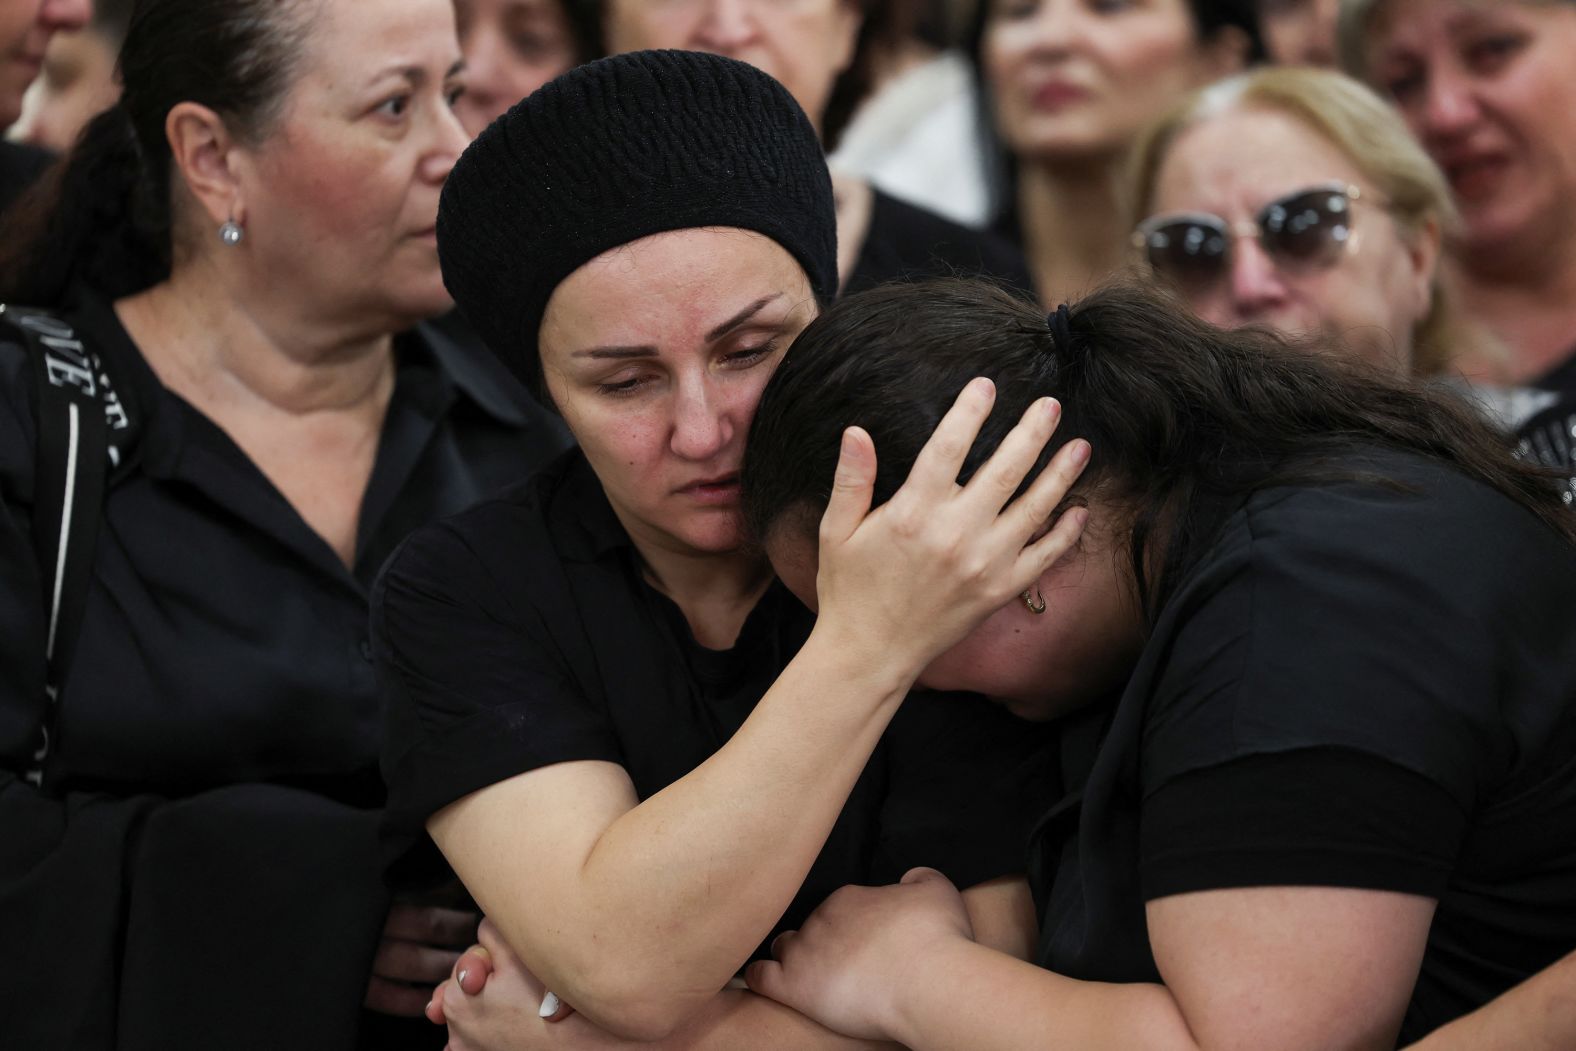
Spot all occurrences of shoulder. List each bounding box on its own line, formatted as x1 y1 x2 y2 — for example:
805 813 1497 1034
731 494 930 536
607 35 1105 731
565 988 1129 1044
1137 449 1576 796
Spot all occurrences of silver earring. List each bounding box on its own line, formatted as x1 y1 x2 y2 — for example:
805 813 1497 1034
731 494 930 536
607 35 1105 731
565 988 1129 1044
219 219 245 246
1020 587 1046 615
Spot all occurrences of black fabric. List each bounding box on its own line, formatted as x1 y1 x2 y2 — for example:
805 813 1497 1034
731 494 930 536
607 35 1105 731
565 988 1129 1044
1140 748 1468 900
845 189 1035 299
437 49 838 393
1029 449 1576 1045
0 140 52 219
0 286 572 1050
374 449 1057 958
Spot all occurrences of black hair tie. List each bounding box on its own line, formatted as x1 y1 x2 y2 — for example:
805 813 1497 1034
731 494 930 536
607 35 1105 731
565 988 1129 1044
1047 302 1073 352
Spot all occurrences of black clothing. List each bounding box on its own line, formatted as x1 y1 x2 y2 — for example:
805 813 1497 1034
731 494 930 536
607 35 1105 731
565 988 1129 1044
0 287 571 1050
438 50 839 393
0 140 51 218
375 450 1056 957
1030 450 1576 1045
847 189 1035 299
1517 343 1576 500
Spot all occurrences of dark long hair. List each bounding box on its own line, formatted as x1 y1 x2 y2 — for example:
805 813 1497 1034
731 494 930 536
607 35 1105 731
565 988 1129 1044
0 0 318 305
742 278 1576 624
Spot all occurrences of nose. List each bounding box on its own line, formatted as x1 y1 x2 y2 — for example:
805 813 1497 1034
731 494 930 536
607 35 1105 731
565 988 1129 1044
1417 64 1481 142
39 0 92 33
421 98 474 183
669 374 734 462
1228 237 1291 316
1025 0 1082 58
693 0 759 54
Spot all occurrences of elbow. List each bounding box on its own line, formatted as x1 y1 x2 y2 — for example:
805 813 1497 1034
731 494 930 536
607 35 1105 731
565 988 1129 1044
557 961 720 1042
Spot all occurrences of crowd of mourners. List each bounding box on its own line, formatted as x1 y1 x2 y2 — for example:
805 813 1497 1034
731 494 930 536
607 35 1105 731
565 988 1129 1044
1 0 1573 1048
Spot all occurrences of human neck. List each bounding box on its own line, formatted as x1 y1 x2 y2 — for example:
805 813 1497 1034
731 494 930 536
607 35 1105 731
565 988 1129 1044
118 263 396 418
1448 235 1576 384
630 528 776 651
1017 155 1129 305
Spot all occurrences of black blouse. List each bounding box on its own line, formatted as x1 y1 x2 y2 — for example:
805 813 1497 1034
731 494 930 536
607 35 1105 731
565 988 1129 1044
1030 449 1576 1043
0 287 570 793
374 450 1056 957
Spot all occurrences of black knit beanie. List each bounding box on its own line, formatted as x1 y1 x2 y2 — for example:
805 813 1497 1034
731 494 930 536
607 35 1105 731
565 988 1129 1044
437 49 839 394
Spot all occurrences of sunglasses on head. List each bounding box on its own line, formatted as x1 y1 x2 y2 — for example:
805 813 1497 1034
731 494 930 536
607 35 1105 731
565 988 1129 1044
1133 183 1365 294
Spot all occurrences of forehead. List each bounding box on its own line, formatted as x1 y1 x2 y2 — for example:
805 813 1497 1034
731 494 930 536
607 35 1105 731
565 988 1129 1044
539 227 815 355
293 0 461 90
1152 106 1366 212
1369 0 1539 48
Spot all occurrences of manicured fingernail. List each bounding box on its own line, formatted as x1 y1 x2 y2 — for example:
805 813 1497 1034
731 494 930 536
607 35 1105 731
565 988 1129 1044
1072 439 1091 465
1040 397 1060 422
458 969 469 986
841 429 858 454
539 991 560 1018
425 999 433 1014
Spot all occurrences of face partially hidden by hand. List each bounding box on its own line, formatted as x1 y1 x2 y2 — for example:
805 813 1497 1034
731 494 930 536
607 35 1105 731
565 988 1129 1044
0 0 91 129
765 495 1142 722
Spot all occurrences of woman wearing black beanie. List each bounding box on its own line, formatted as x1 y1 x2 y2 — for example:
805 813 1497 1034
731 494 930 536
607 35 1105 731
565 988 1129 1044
372 49 1079 1048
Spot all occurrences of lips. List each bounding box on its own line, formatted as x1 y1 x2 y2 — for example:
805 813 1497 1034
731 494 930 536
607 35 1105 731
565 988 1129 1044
1030 80 1089 111
678 472 742 505
1438 151 1510 202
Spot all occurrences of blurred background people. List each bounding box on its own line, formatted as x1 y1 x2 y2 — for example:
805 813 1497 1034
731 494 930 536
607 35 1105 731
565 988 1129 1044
1341 0 1576 395
1128 67 1453 377
8 0 127 152
451 0 592 137
1341 0 1576 497
967 0 1260 303
0 0 566 1047
0 0 89 211
1256 0 1338 65
599 0 1036 295
825 0 992 226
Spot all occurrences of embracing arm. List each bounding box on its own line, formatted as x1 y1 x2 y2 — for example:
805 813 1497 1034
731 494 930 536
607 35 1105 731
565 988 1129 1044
1403 950 1576 1051
752 871 1435 1051
428 383 1088 1041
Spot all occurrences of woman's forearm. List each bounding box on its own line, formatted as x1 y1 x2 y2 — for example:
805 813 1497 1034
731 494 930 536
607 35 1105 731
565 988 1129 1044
884 940 1197 1051
440 629 915 1040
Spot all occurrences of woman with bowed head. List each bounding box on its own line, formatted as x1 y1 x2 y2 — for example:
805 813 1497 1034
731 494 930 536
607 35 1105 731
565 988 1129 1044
596 0 1035 295
373 49 1068 1051
0 0 567 1046
1128 66 1455 377
1340 0 1576 492
735 278 1576 1048
968 0 1261 303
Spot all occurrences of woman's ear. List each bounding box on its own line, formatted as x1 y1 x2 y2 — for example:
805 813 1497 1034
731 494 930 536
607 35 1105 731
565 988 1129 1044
1404 215 1443 323
165 101 245 229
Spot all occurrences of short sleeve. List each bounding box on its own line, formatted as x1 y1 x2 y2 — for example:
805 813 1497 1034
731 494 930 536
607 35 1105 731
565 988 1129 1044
871 690 1058 889
372 510 621 884
1140 747 1469 901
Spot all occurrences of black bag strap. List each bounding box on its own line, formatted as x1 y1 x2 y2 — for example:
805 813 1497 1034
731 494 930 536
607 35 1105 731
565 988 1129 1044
0 305 129 788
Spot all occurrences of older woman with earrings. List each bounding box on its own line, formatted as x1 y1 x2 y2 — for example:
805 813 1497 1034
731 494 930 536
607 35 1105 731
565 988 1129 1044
0 0 568 1046
967 0 1261 303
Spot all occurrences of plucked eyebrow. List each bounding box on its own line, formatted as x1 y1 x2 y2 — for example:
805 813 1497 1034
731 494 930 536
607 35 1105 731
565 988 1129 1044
373 59 466 88
571 293 785 359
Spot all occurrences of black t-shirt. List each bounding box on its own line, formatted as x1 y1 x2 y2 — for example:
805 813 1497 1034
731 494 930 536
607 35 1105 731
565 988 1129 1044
1030 449 1576 1044
374 450 1056 958
846 189 1035 299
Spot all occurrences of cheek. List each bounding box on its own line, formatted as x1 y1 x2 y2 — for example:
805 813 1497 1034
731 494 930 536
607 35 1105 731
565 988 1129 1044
258 139 399 245
604 3 682 50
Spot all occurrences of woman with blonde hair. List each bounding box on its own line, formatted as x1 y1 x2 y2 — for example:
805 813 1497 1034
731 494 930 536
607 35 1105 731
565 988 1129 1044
1128 65 1463 377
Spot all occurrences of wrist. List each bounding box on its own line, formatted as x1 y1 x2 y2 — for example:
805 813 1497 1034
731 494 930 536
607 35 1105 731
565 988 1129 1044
797 622 921 706
884 933 989 1049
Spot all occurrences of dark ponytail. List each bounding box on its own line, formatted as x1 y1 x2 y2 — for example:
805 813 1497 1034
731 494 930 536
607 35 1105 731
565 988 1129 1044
0 0 318 306
742 277 1576 623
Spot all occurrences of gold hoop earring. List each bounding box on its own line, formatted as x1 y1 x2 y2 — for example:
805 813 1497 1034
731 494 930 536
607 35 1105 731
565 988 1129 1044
1020 587 1046 615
